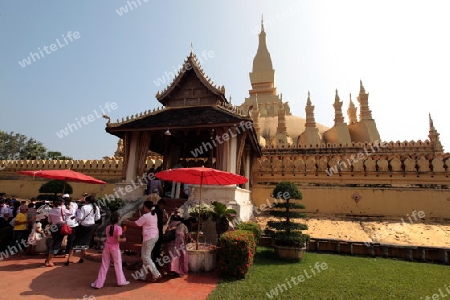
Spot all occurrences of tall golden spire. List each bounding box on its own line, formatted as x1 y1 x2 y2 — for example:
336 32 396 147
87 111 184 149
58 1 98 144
357 80 373 120
249 16 275 90
298 91 321 147
333 89 345 125
428 113 443 153
305 91 316 128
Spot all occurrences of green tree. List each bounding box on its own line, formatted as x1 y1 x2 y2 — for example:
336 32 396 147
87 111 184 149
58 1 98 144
0 130 71 160
46 151 73 160
0 130 46 160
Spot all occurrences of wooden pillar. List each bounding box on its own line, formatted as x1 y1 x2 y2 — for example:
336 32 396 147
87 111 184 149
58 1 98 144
244 149 251 190
229 128 237 174
125 133 139 181
222 127 230 172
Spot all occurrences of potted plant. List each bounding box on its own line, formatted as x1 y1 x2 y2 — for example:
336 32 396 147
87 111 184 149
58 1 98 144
187 202 217 272
265 181 310 261
210 201 236 239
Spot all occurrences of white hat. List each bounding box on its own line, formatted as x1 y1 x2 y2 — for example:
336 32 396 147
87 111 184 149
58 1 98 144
62 194 70 198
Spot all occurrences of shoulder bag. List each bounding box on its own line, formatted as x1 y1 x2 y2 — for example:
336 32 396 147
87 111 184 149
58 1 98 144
60 208 72 235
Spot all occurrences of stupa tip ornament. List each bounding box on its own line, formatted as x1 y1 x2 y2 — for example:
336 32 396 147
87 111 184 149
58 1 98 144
360 79 366 94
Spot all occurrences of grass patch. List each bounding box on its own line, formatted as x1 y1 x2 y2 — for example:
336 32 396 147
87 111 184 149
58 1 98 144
208 247 450 299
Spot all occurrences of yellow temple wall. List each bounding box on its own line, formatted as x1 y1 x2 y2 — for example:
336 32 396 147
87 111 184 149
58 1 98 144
251 185 449 220
1 153 449 221
251 146 450 220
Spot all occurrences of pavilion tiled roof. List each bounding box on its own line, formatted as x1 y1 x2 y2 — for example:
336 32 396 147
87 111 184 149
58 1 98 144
106 105 250 134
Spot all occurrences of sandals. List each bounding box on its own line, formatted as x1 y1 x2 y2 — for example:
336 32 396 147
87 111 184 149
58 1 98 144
118 281 130 287
44 262 54 267
91 283 100 289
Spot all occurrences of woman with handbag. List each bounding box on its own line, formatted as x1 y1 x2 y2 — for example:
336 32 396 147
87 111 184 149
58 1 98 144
63 196 79 265
45 198 71 267
71 195 101 263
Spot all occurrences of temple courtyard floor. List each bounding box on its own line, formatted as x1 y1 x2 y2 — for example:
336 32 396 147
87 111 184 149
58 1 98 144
0 252 218 300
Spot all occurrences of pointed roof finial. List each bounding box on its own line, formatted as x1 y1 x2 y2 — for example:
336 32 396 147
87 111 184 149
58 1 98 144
261 14 265 32
335 89 340 102
190 42 193 54
307 91 311 105
429 113 434 128
347 94 357 124
360 80 366 94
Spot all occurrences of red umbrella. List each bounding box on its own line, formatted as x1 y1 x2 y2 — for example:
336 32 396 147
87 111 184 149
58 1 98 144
155 167 248 186
18 169 106 193
155 167 248 249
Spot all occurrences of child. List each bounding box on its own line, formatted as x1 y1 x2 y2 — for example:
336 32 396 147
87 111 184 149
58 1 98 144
91 211 129 289
27 216 45 255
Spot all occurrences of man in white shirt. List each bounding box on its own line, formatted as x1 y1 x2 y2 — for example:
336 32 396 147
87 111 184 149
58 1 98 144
71 196 101 263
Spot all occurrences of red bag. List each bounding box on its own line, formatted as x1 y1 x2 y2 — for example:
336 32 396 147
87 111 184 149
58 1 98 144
60 223 72 235
60 208 72 235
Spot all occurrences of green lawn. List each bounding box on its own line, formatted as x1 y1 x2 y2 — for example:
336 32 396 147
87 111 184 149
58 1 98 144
208 247 450 300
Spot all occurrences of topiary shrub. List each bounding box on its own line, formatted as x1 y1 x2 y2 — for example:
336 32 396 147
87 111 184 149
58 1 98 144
265 181 310 248
237 221 262 246
218 230 256 279
39 180 73 195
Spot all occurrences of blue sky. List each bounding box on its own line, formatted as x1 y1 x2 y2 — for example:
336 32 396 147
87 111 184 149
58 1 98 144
1 0 449 159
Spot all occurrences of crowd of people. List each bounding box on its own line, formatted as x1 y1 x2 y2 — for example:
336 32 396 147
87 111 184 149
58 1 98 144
0 193 101 266
0 188 195 290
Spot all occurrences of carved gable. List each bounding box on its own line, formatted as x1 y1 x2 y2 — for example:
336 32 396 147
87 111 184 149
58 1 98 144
156 53 227 108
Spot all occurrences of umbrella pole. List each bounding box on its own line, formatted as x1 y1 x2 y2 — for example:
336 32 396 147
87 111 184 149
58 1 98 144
62 181 67 194
196 176 203 250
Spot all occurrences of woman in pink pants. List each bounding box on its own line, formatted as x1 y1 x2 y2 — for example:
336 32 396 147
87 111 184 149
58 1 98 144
91 211 129 289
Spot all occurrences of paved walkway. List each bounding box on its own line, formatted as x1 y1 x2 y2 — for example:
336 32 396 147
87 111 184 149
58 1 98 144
0 251 219 300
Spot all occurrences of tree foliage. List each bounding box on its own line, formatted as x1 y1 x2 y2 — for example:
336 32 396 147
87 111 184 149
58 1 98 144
0 130 71 160
46 151 72 160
